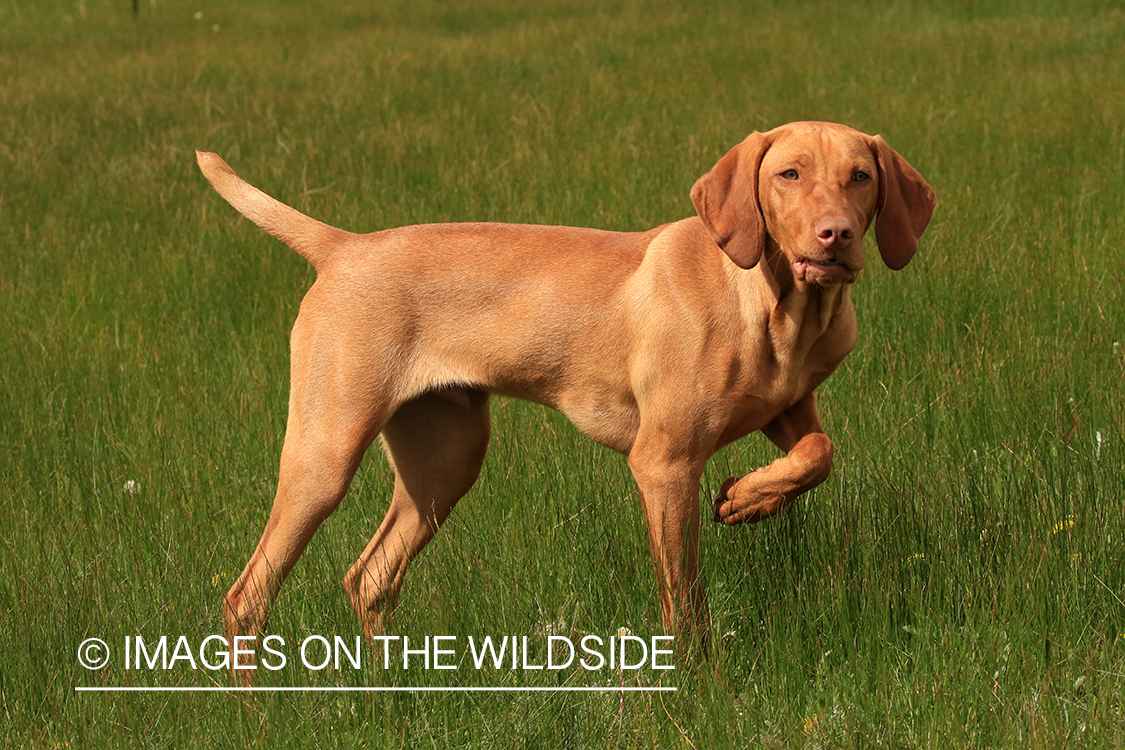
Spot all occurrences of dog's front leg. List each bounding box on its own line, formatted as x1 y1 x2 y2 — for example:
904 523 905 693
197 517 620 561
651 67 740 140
627 430 711 643
713 392 834 525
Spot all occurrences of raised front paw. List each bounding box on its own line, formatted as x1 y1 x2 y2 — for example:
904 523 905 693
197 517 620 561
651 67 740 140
712 473 786 525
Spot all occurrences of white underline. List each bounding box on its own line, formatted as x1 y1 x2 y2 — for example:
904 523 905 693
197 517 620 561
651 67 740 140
76 686 676 693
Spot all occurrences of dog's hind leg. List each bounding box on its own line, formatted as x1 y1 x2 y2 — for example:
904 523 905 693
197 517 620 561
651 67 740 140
343 387 491 638
221 308 392 676
222 420 379 673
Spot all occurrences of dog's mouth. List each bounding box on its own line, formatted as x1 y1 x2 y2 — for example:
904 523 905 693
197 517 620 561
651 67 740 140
792 257 859 285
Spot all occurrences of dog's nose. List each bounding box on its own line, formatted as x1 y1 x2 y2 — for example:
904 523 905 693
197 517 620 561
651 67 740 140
815 218 855 249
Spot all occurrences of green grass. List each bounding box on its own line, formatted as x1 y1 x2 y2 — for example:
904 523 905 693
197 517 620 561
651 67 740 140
3 0 1124 746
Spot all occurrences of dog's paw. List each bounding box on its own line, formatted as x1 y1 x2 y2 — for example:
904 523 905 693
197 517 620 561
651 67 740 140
713 473 788 525
712 477 742 524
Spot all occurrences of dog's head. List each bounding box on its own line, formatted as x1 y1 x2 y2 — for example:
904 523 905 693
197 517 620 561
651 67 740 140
690 121 936 284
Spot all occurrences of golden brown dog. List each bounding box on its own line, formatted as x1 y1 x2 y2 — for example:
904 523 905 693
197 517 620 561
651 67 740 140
197 121 935 660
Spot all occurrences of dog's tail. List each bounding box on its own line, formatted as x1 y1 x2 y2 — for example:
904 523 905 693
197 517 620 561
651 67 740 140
195 151 351 269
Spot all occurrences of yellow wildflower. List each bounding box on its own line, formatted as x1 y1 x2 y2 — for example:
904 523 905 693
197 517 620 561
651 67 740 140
1052 518 1075 535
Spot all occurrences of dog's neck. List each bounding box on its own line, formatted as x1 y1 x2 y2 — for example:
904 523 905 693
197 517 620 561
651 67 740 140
756 240 853 366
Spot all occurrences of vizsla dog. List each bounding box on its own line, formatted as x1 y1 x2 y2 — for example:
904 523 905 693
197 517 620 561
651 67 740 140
197 121 935 660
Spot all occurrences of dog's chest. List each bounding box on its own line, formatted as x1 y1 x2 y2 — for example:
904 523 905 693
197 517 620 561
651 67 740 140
715 371 811 448
716 318 853 447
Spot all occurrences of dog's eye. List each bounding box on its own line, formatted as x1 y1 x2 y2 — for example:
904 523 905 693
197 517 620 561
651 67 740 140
852 171 870 183
781 169 799 181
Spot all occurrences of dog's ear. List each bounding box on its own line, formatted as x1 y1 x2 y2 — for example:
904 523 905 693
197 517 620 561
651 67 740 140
867 135 936 270
691 131 773 269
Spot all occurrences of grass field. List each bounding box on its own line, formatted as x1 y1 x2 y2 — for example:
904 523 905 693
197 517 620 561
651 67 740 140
2 0 1124 746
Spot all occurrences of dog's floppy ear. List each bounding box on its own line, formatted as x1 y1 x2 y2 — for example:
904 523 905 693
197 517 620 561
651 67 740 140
867 135 936 270
691 131 773 269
